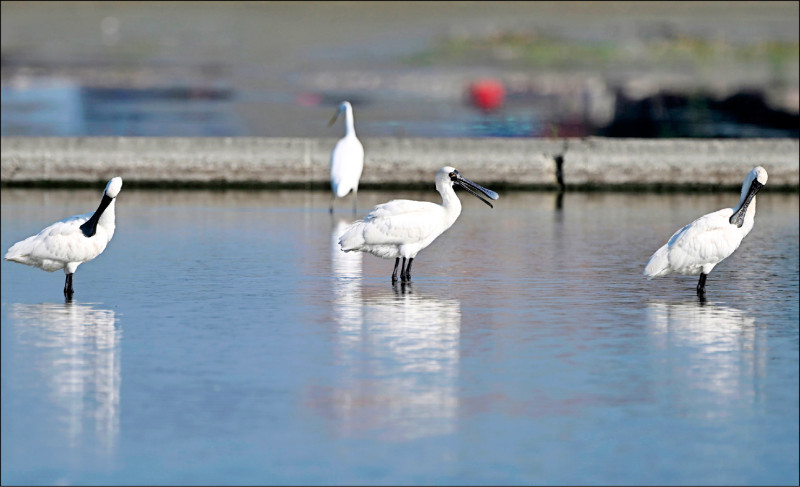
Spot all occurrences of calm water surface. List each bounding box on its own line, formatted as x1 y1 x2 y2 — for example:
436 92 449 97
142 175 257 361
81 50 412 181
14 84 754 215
1 188 798 485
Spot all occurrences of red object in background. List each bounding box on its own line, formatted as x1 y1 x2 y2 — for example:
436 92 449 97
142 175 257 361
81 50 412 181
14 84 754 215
296 93 323 106
469 78 505 112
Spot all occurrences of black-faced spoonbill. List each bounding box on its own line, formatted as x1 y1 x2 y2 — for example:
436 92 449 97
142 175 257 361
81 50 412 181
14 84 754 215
4 177 123 299
328 100 364 214
643 166 768 295
338 166 499 283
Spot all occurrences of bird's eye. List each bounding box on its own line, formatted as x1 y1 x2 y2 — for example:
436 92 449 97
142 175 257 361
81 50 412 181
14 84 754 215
449 172 456 179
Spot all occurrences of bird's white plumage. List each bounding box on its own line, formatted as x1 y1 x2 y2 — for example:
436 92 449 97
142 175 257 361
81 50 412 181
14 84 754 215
330 101 364 200
339 166 468 260
644 167 768 279
5 177 123 277
104 176 123 198
5 212 113 272
331 136 364 198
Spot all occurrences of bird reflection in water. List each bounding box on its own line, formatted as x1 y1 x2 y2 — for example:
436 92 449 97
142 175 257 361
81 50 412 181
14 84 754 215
331 219 364 344
10 302 121 454
646 300 765 411
393 279 415 295
318 221 461 441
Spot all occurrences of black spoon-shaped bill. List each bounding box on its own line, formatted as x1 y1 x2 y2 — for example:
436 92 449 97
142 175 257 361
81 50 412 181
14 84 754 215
729 179 764 228
454 175 499 208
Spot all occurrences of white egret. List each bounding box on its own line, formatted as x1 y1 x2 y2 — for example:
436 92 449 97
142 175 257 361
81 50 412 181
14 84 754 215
328 100 364 214
5 177 123 299
643 166 768 295
339 166 499 283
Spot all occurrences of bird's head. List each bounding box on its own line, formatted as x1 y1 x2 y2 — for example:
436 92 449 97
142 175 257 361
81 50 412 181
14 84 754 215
328 101 352 127
730 166 768 227
437 166 499 208
104 177 123 198
750 166 769 187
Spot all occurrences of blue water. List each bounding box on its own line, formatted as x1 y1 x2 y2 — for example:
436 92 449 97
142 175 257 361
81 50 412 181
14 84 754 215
2 189 798 485
0 81 545 138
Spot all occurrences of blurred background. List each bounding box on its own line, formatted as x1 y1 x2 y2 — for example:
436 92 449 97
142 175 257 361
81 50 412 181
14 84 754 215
2 0 798 138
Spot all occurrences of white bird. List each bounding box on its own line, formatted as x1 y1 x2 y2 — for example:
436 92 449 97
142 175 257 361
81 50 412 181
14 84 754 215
328 100 364 214
339 166 499 283
5 177 123 299
643 166 768 295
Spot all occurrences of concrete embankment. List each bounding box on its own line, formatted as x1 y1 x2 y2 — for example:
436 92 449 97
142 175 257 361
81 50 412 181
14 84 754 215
1 137 797 191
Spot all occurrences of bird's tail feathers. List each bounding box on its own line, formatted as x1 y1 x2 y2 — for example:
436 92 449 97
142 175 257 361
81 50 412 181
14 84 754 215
643 244 670 279
4 238 33 263
338 221 366 252
5 251 36 267
334 184 353 198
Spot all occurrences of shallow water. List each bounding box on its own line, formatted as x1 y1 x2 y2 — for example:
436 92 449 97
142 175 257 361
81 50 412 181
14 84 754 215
1 188 798 485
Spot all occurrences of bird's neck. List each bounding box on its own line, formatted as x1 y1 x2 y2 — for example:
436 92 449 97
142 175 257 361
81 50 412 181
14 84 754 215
737 183 749 206
343 106 356 137
440 187 463 225
98 198 116 229
733 189 757 216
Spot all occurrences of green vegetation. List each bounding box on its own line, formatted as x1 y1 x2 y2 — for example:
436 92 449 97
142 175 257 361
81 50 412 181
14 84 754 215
405 30 799 73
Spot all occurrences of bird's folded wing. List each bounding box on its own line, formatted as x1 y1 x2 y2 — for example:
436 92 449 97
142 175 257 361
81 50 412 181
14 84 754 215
362 201 444 244
667 209 741 267
29 213 98 261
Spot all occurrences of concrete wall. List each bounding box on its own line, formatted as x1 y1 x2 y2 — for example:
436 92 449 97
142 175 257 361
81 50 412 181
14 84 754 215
1 136 797 190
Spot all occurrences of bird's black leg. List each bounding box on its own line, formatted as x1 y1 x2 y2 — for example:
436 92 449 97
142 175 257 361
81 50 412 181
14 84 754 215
696 273 707 295
392 258 400 283
64 273 74 299
404 258 414 282
329 194 335 214
400 257 409 282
